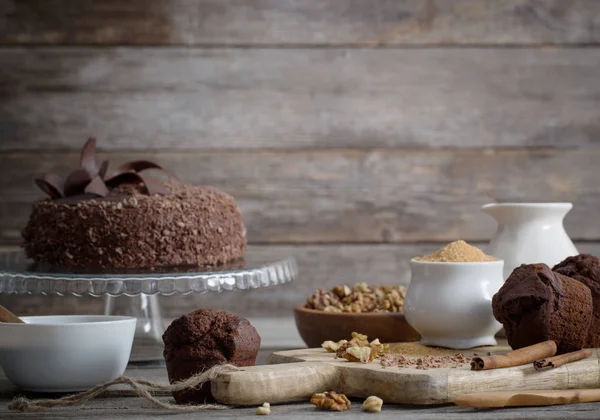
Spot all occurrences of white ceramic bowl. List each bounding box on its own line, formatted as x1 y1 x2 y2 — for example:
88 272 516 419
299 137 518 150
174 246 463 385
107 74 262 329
0 315 136 392
404 260 504 349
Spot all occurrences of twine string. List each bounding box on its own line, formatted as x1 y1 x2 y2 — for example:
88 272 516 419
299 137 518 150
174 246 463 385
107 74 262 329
8 364 240 412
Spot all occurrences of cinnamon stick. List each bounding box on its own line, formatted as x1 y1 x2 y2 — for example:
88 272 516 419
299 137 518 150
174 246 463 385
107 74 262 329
471 340 557 371
533 349 592 370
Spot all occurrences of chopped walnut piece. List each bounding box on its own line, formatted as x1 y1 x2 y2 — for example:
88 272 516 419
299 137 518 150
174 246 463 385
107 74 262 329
335 341 353 358
256 402 271 415
362 396 383 413
305 283 407 313
344 345 372 363
332 284 352 298
306 288 341 310
310 391 351 411
321 339 348 352
369 339 388 359
334 333 389 363
355 282 371 293
350 332 369 347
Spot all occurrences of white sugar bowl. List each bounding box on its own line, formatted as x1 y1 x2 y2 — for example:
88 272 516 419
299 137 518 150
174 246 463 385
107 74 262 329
0 315 136 392
404 260 504 349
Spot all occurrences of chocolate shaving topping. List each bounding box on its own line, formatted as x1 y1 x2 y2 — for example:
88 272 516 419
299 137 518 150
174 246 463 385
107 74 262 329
80 138 99 176
34 138 180 199
114 160 166 175
98 160 109 179
105 172 169 196
34 174 64 199
85 175 110 196
64 168 91 197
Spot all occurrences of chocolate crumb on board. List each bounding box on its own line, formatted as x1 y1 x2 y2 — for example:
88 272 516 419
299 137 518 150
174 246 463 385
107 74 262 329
380 353 472 370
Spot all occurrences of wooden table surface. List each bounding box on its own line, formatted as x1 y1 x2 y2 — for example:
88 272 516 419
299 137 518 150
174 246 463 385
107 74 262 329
2 348 600 419
1 318 600 419
2 363 600 420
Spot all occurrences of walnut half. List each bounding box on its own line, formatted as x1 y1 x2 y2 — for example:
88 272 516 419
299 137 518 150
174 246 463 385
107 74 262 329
310 391 352 411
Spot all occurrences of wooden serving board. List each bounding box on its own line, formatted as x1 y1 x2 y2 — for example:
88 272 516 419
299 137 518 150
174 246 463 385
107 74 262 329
211 341 600 406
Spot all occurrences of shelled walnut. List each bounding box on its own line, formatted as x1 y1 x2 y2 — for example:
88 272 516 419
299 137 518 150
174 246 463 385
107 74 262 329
362 396 383 413
323 332 389 363
310 391 351 411
338 338 388 363
321 339 348 352
322 332 369 353
349 332 369 346
344 345 372 363
256 402 271 415
305 283 407 313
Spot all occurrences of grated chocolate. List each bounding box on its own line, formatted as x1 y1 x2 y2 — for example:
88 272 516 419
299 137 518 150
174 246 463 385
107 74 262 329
379 353 471 370
21 183 247 270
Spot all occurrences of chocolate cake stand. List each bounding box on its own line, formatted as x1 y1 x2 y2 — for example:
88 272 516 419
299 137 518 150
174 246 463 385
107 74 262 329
0 251 297 362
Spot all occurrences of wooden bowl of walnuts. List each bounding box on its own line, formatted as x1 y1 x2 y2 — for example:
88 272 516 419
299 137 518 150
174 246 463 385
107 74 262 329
294 283 421 348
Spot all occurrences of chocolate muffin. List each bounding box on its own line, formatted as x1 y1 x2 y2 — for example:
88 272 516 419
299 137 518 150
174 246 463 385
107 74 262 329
21 138 247 270
492 263 593 354
163 309 261 404
554 254 600 347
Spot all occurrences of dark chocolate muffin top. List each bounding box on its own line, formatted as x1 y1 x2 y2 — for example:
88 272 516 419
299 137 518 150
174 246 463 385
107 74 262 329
553 254 600 348
162 309 260 362
493 263 593 353
492 263 562 318
553 254 600 290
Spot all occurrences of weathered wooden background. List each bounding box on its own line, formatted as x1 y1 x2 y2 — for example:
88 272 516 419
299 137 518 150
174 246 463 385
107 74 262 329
1 0 600 318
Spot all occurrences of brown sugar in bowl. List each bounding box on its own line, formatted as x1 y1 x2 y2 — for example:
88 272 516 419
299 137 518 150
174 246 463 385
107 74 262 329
294 306 421 348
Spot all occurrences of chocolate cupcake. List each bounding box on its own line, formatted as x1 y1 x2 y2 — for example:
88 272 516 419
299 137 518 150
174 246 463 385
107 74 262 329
554 254 600 348
492 263 593 354
162 309 261 404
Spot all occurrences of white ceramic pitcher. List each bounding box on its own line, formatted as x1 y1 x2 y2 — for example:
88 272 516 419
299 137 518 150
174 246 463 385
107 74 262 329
482 203 578 279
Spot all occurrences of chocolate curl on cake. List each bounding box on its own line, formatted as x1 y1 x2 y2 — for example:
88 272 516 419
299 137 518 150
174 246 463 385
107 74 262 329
34 138 180 199
106 161 174 196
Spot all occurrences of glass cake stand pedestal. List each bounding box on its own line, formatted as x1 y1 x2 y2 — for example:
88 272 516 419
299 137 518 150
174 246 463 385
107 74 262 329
0 251 298 362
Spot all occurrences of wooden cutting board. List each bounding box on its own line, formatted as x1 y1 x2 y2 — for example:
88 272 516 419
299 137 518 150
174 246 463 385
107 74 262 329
211 341 600 406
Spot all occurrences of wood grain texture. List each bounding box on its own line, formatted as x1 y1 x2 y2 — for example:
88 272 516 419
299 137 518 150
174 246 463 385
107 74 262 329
212 345 600 405
1 48 600 150
3 242 600 318
2 149 600 244
3 366 600 419
455 389 600 408
1 0 599 46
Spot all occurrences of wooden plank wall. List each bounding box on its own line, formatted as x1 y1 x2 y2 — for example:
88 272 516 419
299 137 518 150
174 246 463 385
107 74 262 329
1 0 600 318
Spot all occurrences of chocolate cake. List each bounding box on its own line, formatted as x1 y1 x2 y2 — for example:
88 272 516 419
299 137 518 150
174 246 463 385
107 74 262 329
21 139 247 269
492 263 593 354
553 254 600 348
162 309 261 404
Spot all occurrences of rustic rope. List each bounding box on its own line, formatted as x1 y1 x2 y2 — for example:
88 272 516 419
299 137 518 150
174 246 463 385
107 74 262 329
8 364 240 413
